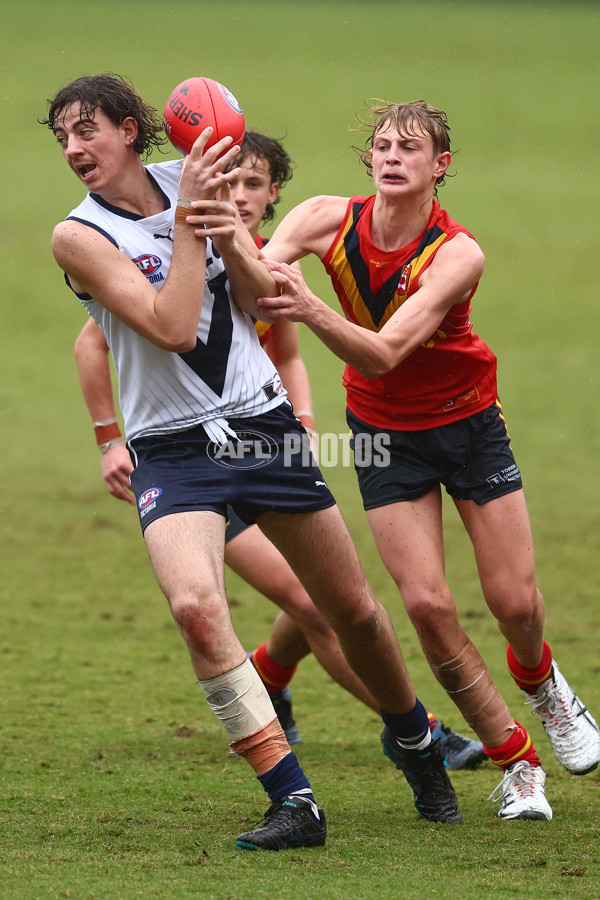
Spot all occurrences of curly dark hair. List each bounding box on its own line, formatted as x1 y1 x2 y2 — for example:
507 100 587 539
227 130 294 224
40 73 168 159
354 99 452 192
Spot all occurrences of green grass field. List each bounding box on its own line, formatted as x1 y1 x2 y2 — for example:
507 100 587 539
2 1 600 897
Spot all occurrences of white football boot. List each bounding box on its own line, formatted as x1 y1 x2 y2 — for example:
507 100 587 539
524 663 600 775
489 761 552 821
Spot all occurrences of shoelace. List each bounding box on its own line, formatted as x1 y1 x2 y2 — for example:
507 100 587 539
525 683 575 737
252 798 319 831
488 761 535 803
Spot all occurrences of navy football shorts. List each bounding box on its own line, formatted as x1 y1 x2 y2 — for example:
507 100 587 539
347 402 523 510
128 402 335 533
225 505 250 543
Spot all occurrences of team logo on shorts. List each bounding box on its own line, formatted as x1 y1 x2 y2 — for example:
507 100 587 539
206 430 278 469
486 464 521 488
138 487 162 518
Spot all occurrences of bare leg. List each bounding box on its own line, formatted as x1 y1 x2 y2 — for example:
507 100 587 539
143 512 308 762
266 610 311 667
367 489 463 665
455 490 545 668
366 489 515 747
252 506 463 823
257 505 416 715
145 510 245 678
226 523 379 710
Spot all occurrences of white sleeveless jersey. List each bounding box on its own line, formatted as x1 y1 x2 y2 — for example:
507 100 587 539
65 159 285 443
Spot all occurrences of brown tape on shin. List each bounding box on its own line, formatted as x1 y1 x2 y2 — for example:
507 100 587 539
431 638 515 747
229 718 290 776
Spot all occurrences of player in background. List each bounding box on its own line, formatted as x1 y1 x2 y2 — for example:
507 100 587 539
43 74 463 851
248 99 600 821
76 129 486 771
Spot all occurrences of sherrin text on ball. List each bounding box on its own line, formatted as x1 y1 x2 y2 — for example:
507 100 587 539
164 76 245 156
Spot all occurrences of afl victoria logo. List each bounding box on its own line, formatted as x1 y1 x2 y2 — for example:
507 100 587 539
133 254 162 275
139 487 163 509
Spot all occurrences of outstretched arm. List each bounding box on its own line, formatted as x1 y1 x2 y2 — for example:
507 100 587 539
262 195 350 264
74 318 135 505
180 193 348 315
257 233 485 379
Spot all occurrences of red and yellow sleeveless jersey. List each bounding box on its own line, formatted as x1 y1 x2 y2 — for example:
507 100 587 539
322 196 498 430
252 234 274 347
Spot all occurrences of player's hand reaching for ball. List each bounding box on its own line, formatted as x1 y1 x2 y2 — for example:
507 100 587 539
177 127 242 204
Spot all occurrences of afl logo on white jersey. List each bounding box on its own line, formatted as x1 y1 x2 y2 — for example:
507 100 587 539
133 254 165 284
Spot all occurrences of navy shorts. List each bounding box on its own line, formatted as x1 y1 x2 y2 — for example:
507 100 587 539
347 403 523 510
226 505 250 542
128 402 335 533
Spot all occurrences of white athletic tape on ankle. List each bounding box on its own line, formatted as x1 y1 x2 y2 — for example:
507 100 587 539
199 658 276 741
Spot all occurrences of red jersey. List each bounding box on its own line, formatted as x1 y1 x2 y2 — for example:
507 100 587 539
322 196 498 430
253 234 274 346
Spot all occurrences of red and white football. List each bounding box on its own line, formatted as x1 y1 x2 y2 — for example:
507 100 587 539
163 76 245 157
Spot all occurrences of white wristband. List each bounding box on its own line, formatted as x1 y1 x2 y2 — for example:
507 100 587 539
177 191 194 208
98 437 126 456
93 417 118 428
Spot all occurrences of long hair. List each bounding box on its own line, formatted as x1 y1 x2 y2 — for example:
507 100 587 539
41 73 167 159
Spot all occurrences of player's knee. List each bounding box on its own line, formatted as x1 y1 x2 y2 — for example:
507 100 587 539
496 595 541 632
169 589 228 649
404 588 457 635
487 580 542 628
330 596 382 639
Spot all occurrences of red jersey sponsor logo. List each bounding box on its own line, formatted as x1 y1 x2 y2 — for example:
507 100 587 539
369 259 390 268
442 388 480 411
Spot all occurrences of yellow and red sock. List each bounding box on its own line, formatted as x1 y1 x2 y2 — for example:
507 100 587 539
507 640 553 694
484 721 540 770
426 711 440 731
252 642 297 697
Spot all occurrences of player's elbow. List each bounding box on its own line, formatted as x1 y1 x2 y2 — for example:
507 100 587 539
171 338 197 353
151 319 199 352
362 363 392 380
161 331 198 353
359 347 399 379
